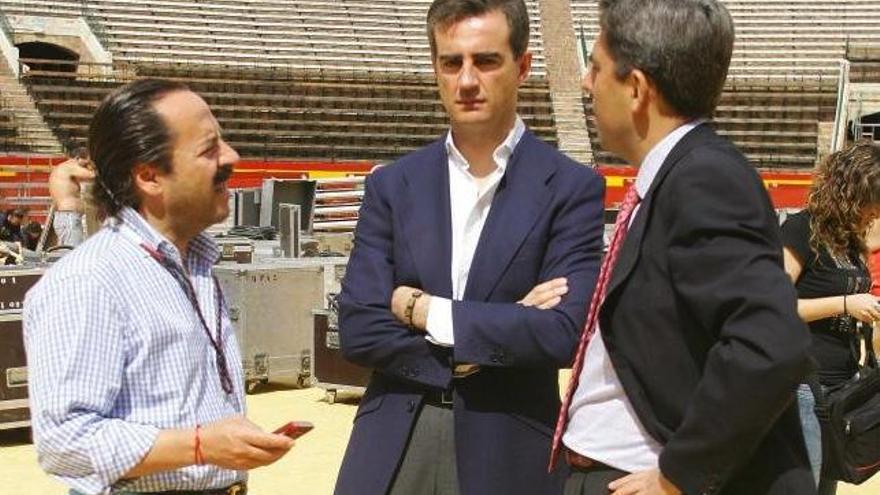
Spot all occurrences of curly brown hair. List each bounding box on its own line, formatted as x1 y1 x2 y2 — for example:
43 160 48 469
807 140 880 258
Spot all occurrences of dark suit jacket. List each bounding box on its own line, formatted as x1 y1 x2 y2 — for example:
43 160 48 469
334 131 605 495
599 124 816 494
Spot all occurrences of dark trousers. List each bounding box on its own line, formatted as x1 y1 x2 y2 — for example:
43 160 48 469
563 464 629 495
387 403 460 495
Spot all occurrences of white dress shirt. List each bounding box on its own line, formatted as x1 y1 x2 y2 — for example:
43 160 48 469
425 116 526 346
563 120 705 473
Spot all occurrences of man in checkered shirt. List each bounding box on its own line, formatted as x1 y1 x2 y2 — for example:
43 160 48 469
24 79 294 495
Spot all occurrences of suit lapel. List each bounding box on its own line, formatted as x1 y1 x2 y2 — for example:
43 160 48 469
464 132 555 301
604 193 651 299
401 139 454 298
605 124 718 298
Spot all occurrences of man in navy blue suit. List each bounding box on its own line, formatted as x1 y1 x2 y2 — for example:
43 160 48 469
334 1 605 494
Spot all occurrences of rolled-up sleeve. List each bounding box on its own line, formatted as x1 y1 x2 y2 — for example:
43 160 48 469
24 273 159 495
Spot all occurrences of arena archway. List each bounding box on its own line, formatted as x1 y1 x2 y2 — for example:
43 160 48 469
857 111 880 142
848 111 880 143
15 41 79 73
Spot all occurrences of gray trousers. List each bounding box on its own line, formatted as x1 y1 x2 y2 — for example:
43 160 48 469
388 403 460 495
53 210 84 247
563 465 629 495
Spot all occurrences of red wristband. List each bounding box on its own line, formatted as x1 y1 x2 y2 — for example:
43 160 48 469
194 424 203 465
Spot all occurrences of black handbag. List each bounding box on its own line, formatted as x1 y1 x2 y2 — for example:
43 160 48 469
808 323 880 484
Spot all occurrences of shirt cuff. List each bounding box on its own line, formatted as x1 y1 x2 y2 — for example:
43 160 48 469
90 419 161 490
425 296 454 347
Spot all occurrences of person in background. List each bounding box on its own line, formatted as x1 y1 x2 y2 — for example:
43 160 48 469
48 148 95 247
781 140 880 494
0 207 26 243
22 221 42 251
25 79 294 495
866 219 880 355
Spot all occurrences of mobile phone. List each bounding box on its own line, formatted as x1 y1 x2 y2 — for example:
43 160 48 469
273 421 314 439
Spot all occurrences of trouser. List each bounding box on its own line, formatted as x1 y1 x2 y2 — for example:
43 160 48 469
563 462 628 495
53 210 84 247
797 383 838 495
387 402 460 495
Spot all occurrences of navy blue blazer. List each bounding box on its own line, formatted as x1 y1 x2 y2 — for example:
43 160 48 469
334 131 605 495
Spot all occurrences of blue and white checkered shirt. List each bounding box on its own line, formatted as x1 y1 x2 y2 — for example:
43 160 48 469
24 207 246 495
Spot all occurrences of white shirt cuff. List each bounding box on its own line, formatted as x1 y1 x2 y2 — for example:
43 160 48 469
425 296 454 347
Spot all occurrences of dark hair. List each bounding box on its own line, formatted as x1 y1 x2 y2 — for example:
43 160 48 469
807 140 880 258
598 0 734 119
24 221 42 236
87 78 188 218
427 0 530 59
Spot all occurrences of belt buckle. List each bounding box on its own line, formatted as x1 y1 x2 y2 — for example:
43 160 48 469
565 449 595 469
440 388 454 405
227 482 245 495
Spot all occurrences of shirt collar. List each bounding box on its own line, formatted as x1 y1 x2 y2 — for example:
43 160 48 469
634 119 706 199
116 207 221 265
445 115 526 174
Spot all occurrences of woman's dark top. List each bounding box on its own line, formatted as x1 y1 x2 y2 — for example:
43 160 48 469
781 210 869 386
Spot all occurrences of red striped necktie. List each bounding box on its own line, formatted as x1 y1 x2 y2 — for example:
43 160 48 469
548 184 641 471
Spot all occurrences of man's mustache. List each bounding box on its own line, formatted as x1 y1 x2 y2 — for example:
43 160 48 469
213 164 233 185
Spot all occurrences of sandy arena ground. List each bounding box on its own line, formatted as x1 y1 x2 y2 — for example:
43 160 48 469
2 378 879 494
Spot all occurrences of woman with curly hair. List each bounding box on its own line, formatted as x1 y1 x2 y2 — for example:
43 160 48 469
781 140 880 494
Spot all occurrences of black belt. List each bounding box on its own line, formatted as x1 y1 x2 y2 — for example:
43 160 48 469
130 482 247 495
565 449 620 473
424 387 454 408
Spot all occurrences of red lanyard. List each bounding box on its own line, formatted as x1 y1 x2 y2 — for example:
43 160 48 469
140 243 234 395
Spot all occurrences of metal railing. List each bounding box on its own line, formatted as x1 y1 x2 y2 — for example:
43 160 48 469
853 122 880 143
831 59 851 153
15 56 447 85
576 24 588 74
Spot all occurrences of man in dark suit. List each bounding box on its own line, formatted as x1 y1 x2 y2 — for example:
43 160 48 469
334 1 605 494
553 1 816 494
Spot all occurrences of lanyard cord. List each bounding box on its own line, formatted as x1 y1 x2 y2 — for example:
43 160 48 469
140 242 234 395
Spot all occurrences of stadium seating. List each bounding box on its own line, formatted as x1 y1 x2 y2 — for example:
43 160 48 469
0 0 878 170
848 43 880 83
0 0 547 74
0 102 38 154
21 63 557 161
0 107 19 149
0 0 557 160
585 84 836 167
571 0 880 77
569 0 879 168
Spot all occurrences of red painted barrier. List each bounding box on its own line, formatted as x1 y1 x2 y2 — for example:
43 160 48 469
0 155 813 213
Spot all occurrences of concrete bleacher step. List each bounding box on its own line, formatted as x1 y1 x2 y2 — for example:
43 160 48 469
551 93 593 164
0 0 549 75
1 0 867 171
20 60 558 162
570 0 880 83
0 63 64 154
